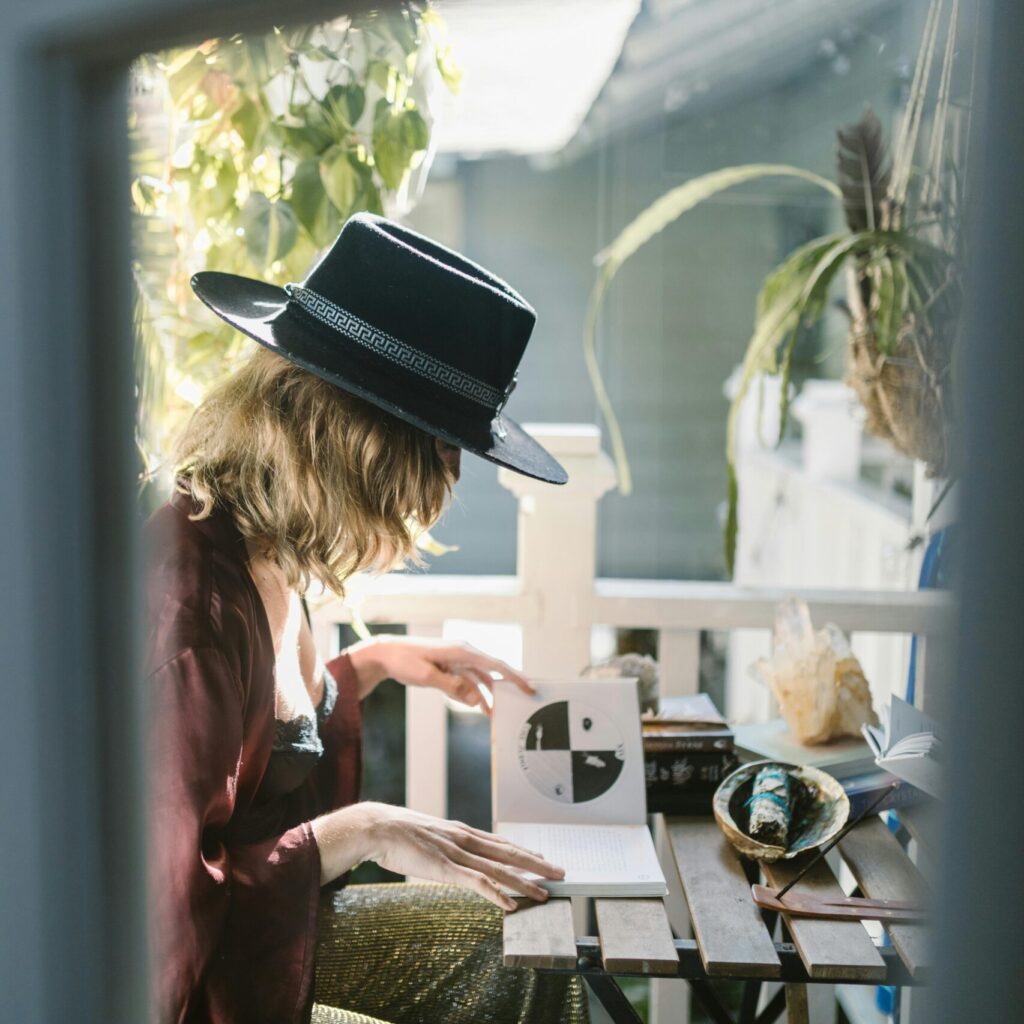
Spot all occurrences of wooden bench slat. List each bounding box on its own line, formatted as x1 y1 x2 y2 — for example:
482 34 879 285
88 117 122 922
837 817 931 981
502 897 577 969
666 817 781 978
898 803 941 851
595 898 678 975
762 857 887 982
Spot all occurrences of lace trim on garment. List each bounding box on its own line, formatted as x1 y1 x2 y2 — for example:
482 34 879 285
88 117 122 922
272 666 338 755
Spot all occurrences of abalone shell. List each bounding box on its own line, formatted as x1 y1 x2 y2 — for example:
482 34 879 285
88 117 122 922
712 760 849 862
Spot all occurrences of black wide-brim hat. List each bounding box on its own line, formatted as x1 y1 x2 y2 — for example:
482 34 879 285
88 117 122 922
191 212 567 484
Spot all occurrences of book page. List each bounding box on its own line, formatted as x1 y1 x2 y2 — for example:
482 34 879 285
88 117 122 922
888 695 941 747
877 749 942 798
869 696 943 798
492 678 646 826
495 822 666 893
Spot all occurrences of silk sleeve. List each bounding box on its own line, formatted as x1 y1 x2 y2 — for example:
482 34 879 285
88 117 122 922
318 650 364 812
148 647 321 1024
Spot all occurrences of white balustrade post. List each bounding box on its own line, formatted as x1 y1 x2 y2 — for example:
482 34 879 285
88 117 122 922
405 622 448 820
497 424 616 678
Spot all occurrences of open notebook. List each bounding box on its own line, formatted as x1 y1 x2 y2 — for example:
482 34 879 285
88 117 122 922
491 678 668 898
862 695 942 798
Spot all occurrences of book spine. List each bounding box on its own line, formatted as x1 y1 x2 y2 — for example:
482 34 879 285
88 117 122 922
646 791 718 815
643 732 735 753
644 751 739 795
845 781 931 818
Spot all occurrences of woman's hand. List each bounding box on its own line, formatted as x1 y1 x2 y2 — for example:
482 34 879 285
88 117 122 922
346 635 534 711
311 802 564 910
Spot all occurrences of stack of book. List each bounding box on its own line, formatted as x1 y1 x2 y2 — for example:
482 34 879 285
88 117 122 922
642 694 738 814
840 769 932 818
734 718 879 780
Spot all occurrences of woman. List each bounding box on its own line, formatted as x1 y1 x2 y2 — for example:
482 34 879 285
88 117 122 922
145 213 588 1024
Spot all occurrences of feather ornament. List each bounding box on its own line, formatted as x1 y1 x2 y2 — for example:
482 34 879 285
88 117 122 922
836 109 892 233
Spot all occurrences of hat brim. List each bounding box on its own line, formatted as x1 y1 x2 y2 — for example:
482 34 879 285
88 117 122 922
191 271 568 485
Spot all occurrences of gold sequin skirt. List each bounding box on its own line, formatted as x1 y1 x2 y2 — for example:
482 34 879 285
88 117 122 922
311 883 589 1024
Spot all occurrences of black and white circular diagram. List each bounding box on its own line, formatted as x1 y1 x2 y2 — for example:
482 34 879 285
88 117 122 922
516 700 626 804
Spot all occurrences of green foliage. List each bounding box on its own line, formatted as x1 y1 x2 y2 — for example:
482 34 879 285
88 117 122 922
583 151 961 575
724 228 954 571
583 165 841 497
131 4 458 503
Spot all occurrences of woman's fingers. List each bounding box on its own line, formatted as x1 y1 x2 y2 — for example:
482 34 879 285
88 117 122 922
451 865 518 912
460 667 499 715
397 638 535 697
445 644 535 695
459 823 549 859
440 839 550 905
456 830 565 880
364 809 558 913
427 666 496 715
423 665 465 698
450 673 488 711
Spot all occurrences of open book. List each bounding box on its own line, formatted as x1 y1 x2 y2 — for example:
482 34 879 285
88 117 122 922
492 678 668 897
862 695 942 798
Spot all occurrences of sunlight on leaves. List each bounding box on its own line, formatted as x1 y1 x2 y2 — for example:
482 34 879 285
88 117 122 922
131 4 459 512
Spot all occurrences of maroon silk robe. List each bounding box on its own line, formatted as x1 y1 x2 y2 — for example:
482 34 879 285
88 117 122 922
144 488 363 1024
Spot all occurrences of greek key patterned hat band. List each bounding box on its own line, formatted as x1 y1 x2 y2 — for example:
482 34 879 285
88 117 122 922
284 283 517 419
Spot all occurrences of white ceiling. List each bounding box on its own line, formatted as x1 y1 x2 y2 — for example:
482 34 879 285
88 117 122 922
430 0 641 157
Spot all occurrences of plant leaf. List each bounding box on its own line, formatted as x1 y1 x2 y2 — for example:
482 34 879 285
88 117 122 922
277 110 333 157
230 95 263 149
319 145 361 217
166 49 208 105
372 99 428 190
207 159 238 216
239 193 298 268
415 529 460 557
756 232 846 321
367 59 392 93
873 252 906 355
724 233 868 572
323 83 366 130
724 463 739 576
596 164 840 272
777 332 798 443
400 107 429 150
291 158 327 235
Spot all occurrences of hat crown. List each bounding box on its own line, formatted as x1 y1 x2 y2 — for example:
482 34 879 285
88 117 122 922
298 213 535 397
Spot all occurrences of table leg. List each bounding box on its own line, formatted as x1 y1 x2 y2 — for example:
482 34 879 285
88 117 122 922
739 980 762 1024
688 980 737 1024
754 987 786 1024
784 984 809 1024
583 974 644 1024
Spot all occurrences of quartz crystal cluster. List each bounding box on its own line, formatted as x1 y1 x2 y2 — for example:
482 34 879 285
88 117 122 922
753 598 879 744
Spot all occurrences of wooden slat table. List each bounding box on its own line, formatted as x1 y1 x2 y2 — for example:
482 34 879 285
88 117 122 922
502 813 930 1024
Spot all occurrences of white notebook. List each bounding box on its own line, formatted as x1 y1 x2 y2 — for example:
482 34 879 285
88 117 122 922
492 678 667 897
862 695 942 798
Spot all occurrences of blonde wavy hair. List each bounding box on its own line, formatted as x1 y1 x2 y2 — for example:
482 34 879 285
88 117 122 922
172 346 455 597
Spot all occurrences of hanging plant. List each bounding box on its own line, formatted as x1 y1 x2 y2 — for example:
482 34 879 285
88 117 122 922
583 0 966 575
130 3 460 508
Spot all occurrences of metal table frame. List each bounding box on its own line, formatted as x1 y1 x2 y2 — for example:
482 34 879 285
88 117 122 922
539 920 921 1024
